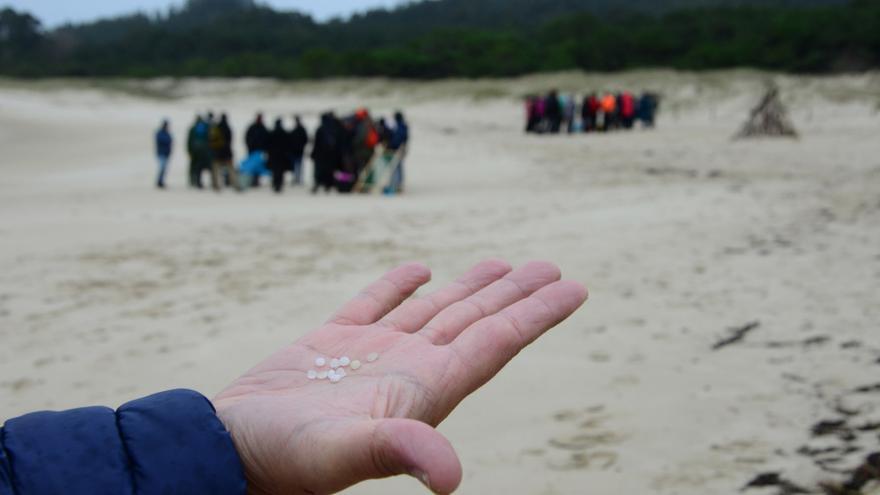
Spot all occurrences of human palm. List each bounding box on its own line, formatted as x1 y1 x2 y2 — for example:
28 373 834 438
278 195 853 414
214 260 588 495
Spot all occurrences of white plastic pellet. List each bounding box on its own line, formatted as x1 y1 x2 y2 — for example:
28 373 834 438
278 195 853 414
367 352 379 363
317 371 328 380
307 370 318 380
329 374 341 383
330 358 340 369
337 369 346 378
340 356 351 366
350 360 362 370
315 357 326 367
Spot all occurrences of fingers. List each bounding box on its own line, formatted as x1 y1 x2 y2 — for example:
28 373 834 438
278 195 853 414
449 280 588 398
378 259 512 333
328 263 432 326
419 261 562 345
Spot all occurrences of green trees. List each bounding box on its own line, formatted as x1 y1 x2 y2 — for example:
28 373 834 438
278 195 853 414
0 8 43 74
0 0 877 78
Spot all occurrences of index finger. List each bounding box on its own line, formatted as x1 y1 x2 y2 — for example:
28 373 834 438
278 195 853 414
448 280 588 398
328 263 432 326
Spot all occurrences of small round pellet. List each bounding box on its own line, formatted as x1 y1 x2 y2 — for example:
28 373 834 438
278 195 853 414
315 357 326 367
337 369 346 378
350 360 362 370
367 352 379 363
307 370 318 380
330 358 340 369
340 356 351 366
317 371 328 380
329 374 341 383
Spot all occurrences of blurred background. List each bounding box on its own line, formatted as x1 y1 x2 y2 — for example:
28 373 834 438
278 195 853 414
0 1 879 494
1 0 877 77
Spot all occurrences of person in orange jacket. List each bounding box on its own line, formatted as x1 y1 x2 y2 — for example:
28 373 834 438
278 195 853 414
600 93 617 132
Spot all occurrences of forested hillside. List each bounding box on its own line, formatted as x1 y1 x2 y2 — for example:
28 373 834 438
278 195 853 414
0 0 876 78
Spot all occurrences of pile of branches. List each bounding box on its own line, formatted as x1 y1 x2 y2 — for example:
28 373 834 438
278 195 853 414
735 86 799 139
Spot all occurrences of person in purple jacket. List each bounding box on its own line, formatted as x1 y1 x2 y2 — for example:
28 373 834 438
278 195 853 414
0 260 587 495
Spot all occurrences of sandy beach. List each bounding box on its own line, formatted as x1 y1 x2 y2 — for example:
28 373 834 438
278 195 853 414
1 70 879 494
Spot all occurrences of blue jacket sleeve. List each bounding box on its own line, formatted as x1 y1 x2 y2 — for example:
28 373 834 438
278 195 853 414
0 389 246 495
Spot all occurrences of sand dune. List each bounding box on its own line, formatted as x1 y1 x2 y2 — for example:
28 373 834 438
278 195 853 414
1 71 879 494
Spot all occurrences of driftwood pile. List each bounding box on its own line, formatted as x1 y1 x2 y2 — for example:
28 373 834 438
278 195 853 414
735 86 799 139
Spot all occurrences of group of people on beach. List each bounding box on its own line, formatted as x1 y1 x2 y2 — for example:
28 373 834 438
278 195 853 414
525 90 659 134
153 109 409 195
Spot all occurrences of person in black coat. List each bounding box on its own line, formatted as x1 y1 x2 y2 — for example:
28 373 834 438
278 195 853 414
544 90 562 134
287 116 308 186
268 118 289 194
311 113 340 194
245 113 269 155
245 114 270 187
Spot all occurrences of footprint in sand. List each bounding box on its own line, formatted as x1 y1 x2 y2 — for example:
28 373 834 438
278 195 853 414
2 377 42 392
548 451 619 471
532 406 624 471
32 356 55 368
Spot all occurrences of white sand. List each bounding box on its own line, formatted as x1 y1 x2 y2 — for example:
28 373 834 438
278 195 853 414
1 71 879 494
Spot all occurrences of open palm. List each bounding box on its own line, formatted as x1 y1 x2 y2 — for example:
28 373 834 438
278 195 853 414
214 260 588 495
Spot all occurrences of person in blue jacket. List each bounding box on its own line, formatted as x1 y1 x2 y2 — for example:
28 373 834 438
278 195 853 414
0 260 587 495
155 119 173 189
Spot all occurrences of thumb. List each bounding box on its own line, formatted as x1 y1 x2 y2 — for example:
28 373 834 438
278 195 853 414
364 418 463 494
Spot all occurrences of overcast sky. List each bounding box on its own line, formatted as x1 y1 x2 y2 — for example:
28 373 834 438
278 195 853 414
3 0 410 27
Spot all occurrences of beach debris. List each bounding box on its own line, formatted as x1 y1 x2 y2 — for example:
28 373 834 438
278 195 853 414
855 422 880 432
798 445 860 459
746 372 880 494
819 453 880 495
804 336 832 347
735 85 799 139
742 472 811 494
328 368 347 384
812 420 851 438
742 472 783 489
766 335 832 349
712 321 761 350
853 383 880 394
308 353 378 383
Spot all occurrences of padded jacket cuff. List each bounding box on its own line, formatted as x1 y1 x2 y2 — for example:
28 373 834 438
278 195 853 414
0 389 246 495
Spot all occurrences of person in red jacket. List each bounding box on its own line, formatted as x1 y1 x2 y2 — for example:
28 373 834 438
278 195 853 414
620 91 637 129
582 93 600 133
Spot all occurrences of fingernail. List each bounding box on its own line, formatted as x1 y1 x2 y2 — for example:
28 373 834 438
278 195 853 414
409 468 432 492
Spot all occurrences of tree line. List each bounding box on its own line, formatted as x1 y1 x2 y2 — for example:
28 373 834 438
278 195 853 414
0 0 877 79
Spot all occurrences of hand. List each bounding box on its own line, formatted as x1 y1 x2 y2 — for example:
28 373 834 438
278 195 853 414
214 260 588 494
